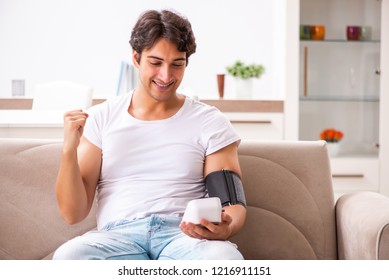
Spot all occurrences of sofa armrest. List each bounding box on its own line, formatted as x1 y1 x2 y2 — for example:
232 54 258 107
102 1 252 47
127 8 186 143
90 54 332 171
336 191 389 259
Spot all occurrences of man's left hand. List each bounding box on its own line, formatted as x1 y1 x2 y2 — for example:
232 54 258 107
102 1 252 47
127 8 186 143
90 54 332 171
179 212 233 240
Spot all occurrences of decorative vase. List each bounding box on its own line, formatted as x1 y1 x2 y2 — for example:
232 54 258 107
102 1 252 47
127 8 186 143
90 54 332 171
216 74 225 99
235 78 253 99
311 25 325 40
346 26 360 40
326 142 340 157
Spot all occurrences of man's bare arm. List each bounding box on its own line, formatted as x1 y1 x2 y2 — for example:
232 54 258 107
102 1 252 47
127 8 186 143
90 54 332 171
180 142 247 240
55 110 101 224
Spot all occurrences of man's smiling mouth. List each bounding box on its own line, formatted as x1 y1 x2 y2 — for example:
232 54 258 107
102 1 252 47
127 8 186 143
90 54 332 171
154 80 174 88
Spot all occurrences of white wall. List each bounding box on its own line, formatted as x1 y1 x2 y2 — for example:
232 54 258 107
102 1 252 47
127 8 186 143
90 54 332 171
0 0 281 100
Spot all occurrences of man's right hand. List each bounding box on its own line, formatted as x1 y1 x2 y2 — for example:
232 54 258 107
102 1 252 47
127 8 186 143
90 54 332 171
63 110 89 152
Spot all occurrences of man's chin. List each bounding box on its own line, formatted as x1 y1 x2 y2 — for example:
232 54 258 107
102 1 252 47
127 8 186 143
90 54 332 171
148 90 177 102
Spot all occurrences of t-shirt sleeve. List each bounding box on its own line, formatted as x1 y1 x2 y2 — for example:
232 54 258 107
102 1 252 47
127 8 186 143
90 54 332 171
201 108 241 156
83 102 106 149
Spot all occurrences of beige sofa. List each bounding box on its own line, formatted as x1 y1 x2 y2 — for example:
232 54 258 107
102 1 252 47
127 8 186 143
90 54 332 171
1 138 389 260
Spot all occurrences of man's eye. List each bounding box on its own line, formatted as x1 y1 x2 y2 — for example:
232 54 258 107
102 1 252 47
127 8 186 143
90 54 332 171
150 61 161 66
173 63 185 68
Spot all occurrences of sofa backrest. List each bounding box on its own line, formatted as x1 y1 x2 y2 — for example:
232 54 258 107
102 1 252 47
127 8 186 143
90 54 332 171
0 138 337 260
0 139 97 260
230 140 337 259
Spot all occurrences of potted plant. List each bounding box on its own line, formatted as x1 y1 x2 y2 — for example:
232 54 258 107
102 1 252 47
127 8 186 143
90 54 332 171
320 128 344 156
226 60 265 79
320 128 344 143
226 60 265 99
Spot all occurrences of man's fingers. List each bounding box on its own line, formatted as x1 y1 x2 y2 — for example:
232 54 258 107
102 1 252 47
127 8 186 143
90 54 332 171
64 110 89 129
64 110 88 120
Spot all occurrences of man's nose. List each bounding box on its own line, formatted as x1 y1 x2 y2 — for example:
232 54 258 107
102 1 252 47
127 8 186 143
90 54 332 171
158 65 172 82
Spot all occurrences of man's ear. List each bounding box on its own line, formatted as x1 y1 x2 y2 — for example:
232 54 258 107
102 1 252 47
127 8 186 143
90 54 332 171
132 50 140 68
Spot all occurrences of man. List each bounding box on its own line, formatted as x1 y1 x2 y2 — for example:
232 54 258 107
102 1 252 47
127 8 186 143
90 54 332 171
53 9 246 260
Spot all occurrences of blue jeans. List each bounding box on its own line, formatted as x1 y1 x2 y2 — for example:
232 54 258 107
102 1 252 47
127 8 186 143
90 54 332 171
53 215 243 260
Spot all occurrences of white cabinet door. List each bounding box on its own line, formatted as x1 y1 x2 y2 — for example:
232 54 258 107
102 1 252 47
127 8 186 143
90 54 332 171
330 158 379 199
224 112 284 141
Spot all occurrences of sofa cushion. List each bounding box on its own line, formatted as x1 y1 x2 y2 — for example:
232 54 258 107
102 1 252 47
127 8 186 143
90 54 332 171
0 139 96 259
230 140 337 259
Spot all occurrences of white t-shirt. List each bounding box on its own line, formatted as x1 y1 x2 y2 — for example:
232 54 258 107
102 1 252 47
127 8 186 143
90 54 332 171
84 91 240 229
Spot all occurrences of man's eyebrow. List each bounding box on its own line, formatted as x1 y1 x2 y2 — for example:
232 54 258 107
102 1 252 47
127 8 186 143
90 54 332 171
147 55 186 61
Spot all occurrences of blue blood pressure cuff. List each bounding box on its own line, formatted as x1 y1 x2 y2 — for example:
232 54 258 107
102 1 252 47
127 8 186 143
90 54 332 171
205 169 247 208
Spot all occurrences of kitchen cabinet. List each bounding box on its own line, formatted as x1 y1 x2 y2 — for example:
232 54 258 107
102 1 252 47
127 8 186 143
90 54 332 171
200 99 284 141
225 112 284 141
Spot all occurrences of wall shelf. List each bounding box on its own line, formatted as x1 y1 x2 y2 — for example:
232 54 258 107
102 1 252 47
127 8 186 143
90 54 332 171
0 98 284 113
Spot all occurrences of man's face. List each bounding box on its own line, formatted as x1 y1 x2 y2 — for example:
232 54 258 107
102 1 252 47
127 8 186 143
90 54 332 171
133 38 187 102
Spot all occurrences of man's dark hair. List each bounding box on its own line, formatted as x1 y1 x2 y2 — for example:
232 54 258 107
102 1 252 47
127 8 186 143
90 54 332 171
129 10 197 65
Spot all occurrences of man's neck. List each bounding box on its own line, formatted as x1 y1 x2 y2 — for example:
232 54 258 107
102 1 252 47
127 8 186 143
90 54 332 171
128 88 185 121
